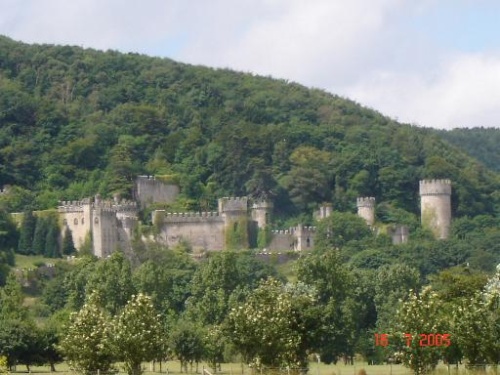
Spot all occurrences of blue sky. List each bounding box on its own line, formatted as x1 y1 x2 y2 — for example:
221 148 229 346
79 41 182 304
1 0 500 129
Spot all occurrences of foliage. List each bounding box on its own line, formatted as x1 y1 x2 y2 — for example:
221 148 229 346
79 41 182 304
374 264 420 330
17 211 35 255
225 218 249 249
85 251 136 315
436 127 500 172
186 251 279 325
169 320 205 373
203 325 225 372
112 293 165 375
0 355 7 374
59 293 115 375
314 211 373 250
132 247 196 313
0 211 17 285
226 278 317 370
0 35 497 222
61 226 76 255
393 287 444 375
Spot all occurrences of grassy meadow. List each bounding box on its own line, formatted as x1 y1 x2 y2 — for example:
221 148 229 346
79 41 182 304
10 361 497 375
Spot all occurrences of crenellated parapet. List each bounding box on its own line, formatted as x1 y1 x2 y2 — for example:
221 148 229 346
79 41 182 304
356 197 376 208
218 196 248 213
137 175 157 181
271 226 316 235
93 207 118 214
153 210 223 224
58 199 91 213
419 179 452 196
251 200 273 209
315 203 332 220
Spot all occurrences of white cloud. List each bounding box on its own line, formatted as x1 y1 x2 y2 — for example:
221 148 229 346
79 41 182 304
1 0 180 51
177 0 403 87
344 53 500 129
1 0 500 129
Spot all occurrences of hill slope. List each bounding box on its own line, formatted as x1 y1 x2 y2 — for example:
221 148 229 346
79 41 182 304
0 35 498 220
435 127 500 173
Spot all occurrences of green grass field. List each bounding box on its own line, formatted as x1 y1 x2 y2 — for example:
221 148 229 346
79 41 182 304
11 361 497 375
14 254 63 269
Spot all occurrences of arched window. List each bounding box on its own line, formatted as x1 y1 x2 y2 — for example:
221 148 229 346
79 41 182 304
94 217 99 225
74 218 78 225
306 237 310 247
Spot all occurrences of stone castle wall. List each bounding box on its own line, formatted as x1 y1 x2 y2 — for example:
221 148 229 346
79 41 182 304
52 177 453 256
58 200 92 250
268 230 295 251
267 225 315 251
92 208 119 258
135 175 180 207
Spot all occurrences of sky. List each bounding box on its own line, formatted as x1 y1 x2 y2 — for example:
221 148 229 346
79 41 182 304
1 0 500 129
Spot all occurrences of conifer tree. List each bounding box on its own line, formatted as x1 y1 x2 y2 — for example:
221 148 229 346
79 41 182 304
32 217 48 255
44 216 60 258
17 210 36 255
62 226 76 256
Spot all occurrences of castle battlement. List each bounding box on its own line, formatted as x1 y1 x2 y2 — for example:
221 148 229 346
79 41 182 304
94 207 118 214
153 210 223 224
218 196 248 213
419 179 452 196
271 226 316 235
272 229 291 235
58 199 92 213
251 200 274 209
356 197 376 207
165 211 220 218
137 175 157 180
294 225 316 233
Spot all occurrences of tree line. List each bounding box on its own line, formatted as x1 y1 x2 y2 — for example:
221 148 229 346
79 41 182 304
0 212 499 375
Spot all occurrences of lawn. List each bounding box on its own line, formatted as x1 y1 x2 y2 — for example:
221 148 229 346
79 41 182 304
14 254 64 269
10 361 491 375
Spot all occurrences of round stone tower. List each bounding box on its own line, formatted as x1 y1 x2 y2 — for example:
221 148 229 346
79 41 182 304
419 179 452 239
357 197 376 226
251 200 273 228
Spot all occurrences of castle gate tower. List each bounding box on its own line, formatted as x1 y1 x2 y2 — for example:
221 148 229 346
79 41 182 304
419 179 452 239
357 197 376 226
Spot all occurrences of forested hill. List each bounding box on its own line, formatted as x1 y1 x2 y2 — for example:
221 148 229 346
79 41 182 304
434 127 500 173
0 35 499 220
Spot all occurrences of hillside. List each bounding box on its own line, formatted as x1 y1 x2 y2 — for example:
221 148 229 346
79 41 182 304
0 35 499 222
435 127 500 172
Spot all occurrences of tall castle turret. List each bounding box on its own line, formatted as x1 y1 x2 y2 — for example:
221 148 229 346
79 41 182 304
315 203 332 220
251 200 273 228
419 179 452 239
357 197 376 226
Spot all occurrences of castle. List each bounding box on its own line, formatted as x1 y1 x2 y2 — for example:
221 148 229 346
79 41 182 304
54 177 452 257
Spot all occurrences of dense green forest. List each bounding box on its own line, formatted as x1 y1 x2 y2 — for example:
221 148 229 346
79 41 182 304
0 35 500 374
0 35 498 219
434 127 500 173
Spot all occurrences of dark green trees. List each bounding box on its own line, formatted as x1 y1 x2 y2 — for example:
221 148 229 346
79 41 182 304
31 214 61 258
61 226 76 256
17 211 36 255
